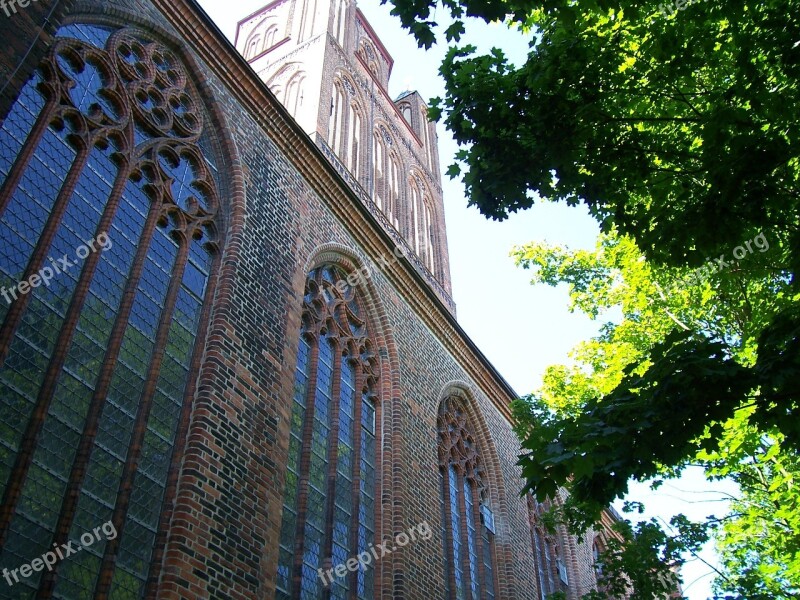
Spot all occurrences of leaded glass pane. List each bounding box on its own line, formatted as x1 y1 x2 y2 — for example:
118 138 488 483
448 465 465 600
463 478 479 600
0 71 46 178
482 525 495 599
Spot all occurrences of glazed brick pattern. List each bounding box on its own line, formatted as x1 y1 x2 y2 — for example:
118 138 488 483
0 0 608 599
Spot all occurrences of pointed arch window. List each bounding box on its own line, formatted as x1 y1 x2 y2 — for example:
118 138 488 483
348 106 362 177
438 396 497 600
422 197 435 274
329 82 346 155
387 155 400 230
372 131 384 209
0 23 221 598
276 265 379 600
247 35 262 59
399 103 412 124
284 72 305 118
263 24 279 51
410 180 421 254
420 109 435 171
333 0 346 44
409 178 435 272
593 535 608 592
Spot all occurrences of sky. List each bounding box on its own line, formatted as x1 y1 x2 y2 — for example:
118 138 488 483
194 1 735 597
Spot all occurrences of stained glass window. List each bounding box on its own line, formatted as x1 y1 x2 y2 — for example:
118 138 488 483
438 396 497 600
0 23 221 599
277 265 379 600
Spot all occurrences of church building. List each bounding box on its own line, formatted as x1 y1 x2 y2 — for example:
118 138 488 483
0 0 615 597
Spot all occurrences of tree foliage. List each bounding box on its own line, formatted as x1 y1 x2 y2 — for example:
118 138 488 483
380 0 800 593
383 0 800 454
389 0 800 266
510 233 800 597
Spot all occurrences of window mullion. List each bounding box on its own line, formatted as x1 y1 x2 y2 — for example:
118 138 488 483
346 358 363 600
440 467 458 599
321 339 343 600
470 483 485 599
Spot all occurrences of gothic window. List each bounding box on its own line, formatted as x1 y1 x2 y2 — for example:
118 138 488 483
420 108 434 170
438 396 497 600
400 103 412 124
367 62 379 79
408 177 434 272
0 23 221 599
592 535 606 592
284 72 305 118
276 265 378 600
298 0 318 41
410 180 421 254
387 155 400 230
244 20 279 60
329 82 346 155
527 495 562 600
264 24 279 51
422 197 435 274
348 105 362 177
372 131 384 209
333 0 346 44
247 35 262 59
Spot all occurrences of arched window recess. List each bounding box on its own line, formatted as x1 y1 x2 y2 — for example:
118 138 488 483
438 396 497 600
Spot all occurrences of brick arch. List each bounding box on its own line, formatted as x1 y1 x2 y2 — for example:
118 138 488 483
436 381 517 600
243 15 280 59
356 38 384 82
371 120 402 230
300 242 405 599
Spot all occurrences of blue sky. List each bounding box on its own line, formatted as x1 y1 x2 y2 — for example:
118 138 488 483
195 1 734 596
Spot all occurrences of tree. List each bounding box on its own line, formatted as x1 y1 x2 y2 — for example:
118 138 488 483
381 0 800 518
510 232 800 598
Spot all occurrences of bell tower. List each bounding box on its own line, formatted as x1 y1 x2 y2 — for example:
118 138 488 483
235 0 454 312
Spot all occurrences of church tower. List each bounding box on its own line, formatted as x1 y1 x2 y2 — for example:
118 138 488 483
235 0 454 312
